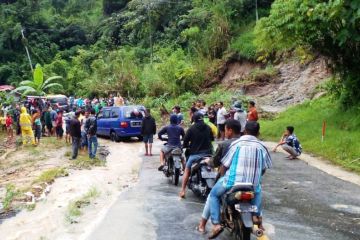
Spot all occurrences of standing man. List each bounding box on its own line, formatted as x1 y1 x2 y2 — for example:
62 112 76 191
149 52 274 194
247 100 259 122
216 102 227 141
69 111 81 160
141 109 157 156
172 106 184 125
179 112 213 198
233 101 247 135
85 109 98 159
50 107 57 136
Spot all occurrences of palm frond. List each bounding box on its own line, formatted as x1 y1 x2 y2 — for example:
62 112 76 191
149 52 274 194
42 76 63 87
42 83 63 91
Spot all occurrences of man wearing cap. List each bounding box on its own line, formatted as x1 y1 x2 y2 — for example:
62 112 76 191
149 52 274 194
179 112 214 198
233 101 247 135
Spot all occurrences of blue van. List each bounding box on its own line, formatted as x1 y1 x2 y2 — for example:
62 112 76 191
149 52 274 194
97 105 146 142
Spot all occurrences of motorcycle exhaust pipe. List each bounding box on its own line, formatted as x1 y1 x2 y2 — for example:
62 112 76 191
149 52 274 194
252 224 264 237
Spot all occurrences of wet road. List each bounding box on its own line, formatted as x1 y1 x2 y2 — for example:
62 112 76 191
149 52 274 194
89 141 360 240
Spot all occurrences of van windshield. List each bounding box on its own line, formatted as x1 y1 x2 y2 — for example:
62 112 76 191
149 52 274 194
123 106 145 119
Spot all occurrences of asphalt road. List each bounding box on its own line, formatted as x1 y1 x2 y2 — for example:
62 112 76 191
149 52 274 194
89 141 360 240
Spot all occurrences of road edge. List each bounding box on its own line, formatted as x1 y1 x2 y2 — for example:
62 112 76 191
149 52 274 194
264 141 360 187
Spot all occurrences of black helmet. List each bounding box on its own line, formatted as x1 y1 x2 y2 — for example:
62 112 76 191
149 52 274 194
193 112 204 123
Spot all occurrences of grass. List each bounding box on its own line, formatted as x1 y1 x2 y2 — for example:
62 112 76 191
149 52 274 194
65 186 100 223
71 153 105 170
2 184 21 212
260 96 360 173
33 167 69 184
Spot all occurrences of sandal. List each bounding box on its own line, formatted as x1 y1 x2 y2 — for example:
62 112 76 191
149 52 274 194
208 226 224 239
196 226 206 234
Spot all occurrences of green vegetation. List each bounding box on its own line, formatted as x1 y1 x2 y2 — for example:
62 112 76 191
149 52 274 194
260 97 360 173
255 0 360 108
65 186 100 223
71 154 105 170
34 167 69 184
14 64 62 96
2 184 20 212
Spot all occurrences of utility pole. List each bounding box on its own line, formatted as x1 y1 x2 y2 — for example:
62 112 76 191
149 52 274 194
21 28 34 72
255 0 259 22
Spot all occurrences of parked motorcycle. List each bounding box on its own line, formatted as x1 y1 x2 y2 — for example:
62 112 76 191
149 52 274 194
220 183 263 240
188 157 217 198
162 144 183 186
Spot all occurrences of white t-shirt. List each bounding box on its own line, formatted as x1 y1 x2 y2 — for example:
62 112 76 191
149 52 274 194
234 111 247 132
217 107 227 124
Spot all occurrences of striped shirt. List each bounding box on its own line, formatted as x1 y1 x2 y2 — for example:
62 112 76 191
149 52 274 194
221 135 272 192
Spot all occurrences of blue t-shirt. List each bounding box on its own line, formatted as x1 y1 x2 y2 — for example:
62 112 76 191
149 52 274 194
158 124 185 147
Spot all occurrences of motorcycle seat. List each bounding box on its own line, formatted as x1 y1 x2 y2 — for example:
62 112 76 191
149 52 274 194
171 148 183 155
226 183 254 194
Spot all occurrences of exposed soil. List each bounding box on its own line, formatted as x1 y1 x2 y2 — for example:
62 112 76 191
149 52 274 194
248 57 331 112
0 138 143 240
210 56 331 113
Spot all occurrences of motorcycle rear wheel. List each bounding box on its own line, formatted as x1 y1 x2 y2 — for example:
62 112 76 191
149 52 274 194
234 218 251 240
174 168 180 186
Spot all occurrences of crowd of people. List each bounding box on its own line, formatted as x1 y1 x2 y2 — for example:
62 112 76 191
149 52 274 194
0 94 126 160
142 98 301 239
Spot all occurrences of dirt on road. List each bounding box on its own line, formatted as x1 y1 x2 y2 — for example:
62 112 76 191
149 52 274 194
0 139 142 240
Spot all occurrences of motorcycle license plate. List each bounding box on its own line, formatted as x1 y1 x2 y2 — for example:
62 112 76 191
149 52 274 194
235 204 258 213
201 171 217 179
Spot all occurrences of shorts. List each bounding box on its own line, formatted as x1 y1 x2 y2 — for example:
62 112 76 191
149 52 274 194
218 124 225 132
46 123 53 131
66 125 70 134
6 125 13 130
143 134 154 143
186 153 211 169
161 145 178 155
282 145 300 157
35 125 42 139
56 126 64 137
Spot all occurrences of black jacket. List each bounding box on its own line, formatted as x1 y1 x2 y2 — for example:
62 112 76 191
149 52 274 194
141 116 156 135
85 116 97 136
183 121 213 155
69 118 81 138
212 137 239 167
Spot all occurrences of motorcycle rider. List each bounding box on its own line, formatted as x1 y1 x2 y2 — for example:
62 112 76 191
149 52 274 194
179 112 214 198
196 119 242 234
158 115 185 171
207 121 272 239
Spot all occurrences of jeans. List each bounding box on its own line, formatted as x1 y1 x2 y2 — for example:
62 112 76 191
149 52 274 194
88 135 98 159
72 137 81 159
81 131 88 148
186 153 210 169
209 177 263 224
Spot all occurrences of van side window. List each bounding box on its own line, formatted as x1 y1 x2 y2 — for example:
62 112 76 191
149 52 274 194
103 110 111 118
111 109 119 118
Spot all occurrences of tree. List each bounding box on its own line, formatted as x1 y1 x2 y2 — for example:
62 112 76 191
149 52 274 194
14 64 63 96
255 0 360 107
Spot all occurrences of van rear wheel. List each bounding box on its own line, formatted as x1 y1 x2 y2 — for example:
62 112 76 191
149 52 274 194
110 131 120 142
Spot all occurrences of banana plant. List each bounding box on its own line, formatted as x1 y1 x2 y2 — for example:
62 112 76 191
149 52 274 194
14 64 63 96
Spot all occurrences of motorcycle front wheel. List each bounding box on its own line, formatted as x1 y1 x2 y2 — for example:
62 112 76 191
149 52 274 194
234 218 251 240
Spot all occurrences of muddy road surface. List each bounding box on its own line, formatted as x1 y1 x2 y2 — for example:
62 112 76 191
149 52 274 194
88 140 360 240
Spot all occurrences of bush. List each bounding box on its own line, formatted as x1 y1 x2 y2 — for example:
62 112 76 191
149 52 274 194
230 28 257 60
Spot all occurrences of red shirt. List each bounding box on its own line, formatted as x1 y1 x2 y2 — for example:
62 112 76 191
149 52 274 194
247 107 258 121
5 116 13 127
